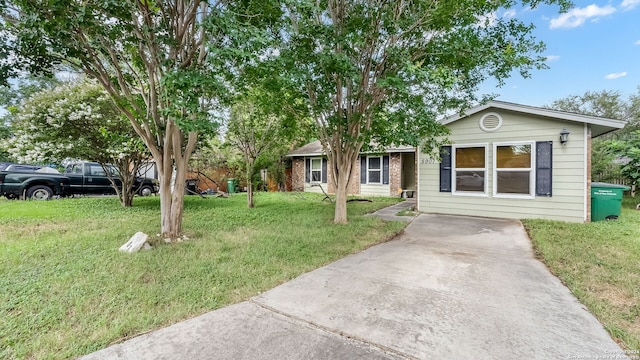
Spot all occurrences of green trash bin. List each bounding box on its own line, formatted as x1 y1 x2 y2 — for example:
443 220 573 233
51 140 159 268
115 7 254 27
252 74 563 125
227 178 236 194
591 182 630 221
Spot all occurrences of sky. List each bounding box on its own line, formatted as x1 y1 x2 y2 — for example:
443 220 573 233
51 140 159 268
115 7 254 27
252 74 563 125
2 2 638 114
480 0 640 107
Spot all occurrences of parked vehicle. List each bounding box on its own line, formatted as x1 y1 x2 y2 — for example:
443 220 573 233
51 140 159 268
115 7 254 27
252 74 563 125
4 163 44 172
0 162 14 171
63 161 157 196
0 170 71 200
0 161 157 200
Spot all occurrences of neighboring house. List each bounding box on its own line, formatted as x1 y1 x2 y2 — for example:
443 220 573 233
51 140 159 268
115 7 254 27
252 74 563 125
417 101 626 223
288 140 416 197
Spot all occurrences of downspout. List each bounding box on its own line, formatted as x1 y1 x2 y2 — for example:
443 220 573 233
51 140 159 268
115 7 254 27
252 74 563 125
415 146 420 211
584 124 591 222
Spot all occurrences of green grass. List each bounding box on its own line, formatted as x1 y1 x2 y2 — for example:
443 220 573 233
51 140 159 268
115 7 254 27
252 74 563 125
523 196 640 350
0 192 407 359
396 207 418 217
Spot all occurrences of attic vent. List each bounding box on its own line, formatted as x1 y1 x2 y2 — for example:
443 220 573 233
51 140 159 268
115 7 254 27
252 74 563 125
479 112 503 132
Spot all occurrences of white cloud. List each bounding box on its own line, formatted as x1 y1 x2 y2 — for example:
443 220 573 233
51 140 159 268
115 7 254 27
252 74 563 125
634 40 640 45
605 72 627 79
621 0 640 10
545 55 560 62
549 4 616 29
503 9 517 18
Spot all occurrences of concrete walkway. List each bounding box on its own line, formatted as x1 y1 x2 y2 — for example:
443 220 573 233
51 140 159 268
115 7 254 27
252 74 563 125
366 198 416 222
81 214 626 360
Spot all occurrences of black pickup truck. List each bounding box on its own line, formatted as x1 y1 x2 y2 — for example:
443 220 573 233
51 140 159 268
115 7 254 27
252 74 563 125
0 161 157 200
0 171 71 200
63 162 157 197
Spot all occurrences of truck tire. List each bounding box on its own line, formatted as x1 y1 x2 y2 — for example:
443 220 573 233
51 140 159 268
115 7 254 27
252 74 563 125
138 185 153 197
27 185 54 200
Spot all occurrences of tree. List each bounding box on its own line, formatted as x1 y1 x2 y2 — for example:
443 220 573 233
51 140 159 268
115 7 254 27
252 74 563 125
548 89 640 182
608 131 640 190
0 1 272 239
548 89 640 136
267 0 571 223
0 75 61 112
0 75 61 162
0 122 10 161
225 94 306 207
1 79 148 206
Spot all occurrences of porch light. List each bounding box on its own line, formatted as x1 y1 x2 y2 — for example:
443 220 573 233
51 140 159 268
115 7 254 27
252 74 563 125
559 128 570 145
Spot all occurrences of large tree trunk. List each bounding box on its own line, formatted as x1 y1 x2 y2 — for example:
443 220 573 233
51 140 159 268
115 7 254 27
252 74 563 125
154 121 197 240
334 170 349 223
157 161 187 239
331 152 356 224
157 156 175 239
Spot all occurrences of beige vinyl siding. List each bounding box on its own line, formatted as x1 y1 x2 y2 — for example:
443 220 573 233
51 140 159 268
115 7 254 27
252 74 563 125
418 109 587 222
360 184 390 196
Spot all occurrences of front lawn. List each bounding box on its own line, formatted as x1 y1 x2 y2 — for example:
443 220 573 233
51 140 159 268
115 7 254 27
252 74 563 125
0 193 407 360
524 196 640 350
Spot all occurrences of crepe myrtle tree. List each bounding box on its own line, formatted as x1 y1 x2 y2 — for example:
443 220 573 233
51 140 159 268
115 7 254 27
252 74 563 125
0 75 61 162
225 91 307 208
0 122 10 162
1 79 149 206
265 0 572 223
0 0 279 239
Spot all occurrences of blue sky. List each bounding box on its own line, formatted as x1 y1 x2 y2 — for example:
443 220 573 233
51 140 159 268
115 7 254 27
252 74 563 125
480 1 640 107
2 2 637 114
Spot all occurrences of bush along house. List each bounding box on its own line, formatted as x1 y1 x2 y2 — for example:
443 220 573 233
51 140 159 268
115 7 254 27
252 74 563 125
417 101 625 223
287 140 417 197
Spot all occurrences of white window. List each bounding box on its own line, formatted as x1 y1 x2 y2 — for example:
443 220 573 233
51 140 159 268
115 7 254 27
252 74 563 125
367 156 382 184
452 144 488 195
310 158 322 182
493 142 534 198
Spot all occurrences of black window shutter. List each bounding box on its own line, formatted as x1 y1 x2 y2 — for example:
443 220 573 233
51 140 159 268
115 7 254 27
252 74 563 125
382 156 390 185
439 146 452 192
536 141 553 196
305 158 310 183
360 156 367 184
321 158 327 183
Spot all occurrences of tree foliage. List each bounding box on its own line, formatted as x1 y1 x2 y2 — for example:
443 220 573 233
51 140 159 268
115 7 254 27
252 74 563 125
266 0 572 223
1 79 149 206
548 89 640 134
0 75 61 161
226 93 309 207
0 75 61 111
0 122 10 161
608 131 640 188
548 89 640 183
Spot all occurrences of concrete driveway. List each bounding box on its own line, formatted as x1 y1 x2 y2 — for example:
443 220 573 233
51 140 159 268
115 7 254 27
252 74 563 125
82 214 625 360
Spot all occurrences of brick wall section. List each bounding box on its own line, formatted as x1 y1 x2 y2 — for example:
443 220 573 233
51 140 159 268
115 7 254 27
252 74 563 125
389 153 402 196
291 158 305 191
348 159 360 195
326 159 360 195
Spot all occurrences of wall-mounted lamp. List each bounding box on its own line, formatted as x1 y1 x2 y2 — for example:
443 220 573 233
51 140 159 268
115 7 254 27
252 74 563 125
559 128 570 145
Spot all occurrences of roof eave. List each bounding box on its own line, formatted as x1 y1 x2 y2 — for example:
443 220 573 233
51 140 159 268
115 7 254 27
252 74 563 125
442 100 626 132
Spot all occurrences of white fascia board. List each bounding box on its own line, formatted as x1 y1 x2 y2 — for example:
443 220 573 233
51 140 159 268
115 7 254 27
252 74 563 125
441 101 626 130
